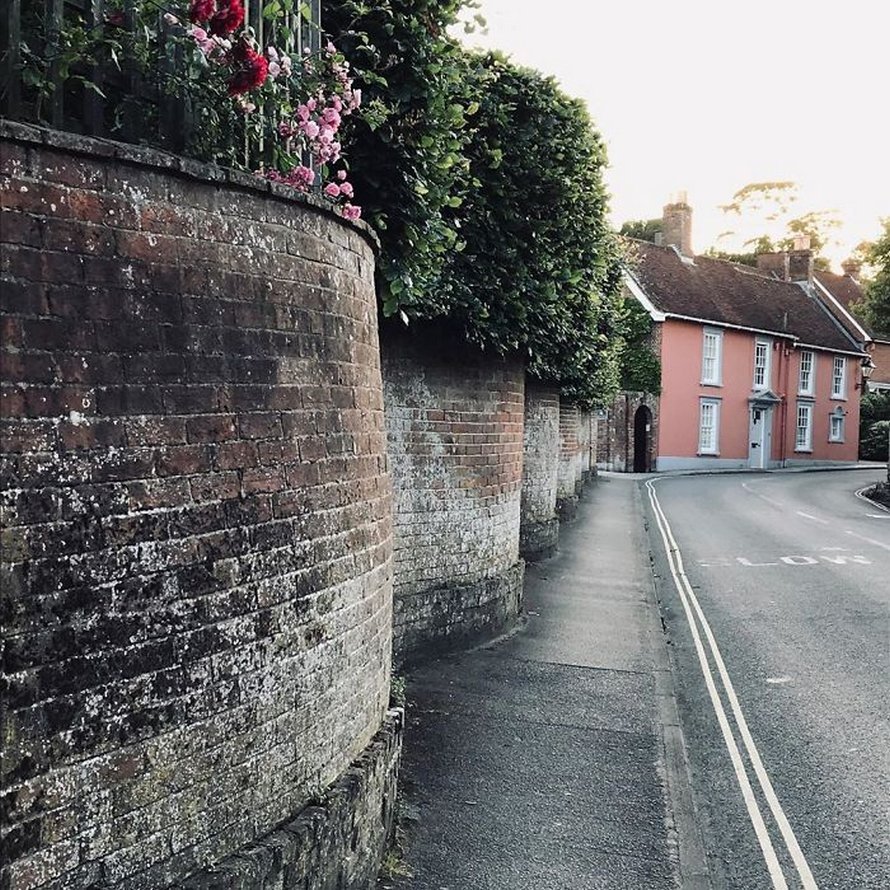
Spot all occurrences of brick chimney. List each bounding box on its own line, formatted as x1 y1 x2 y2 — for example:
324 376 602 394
756 252 790 280
841 258 862 279
788 235 813 286
662 192 693 257
757 236 813 287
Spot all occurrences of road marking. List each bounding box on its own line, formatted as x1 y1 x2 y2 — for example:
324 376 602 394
855 486 890 514
765 676 793 685
728 553 871 567
821 553 871 565
796 510 828 524
867 514 890 520
646 480 820 890
844 529 890 551
741 481 784 508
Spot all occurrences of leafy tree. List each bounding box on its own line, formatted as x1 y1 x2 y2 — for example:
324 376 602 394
325 7 625 407
440 53 624 406
859 390 890 461
853 220 890 336
714 181 840 268
323 0 476 317
619 218 662 243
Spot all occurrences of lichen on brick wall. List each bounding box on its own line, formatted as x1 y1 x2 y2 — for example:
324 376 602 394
0 123 395 890
380 325 525 666
520 383 559 561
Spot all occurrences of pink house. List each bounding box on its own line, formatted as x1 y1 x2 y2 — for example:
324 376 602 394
622 200 870 471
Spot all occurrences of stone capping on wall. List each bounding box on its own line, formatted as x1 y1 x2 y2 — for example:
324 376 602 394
0 119 380 252
175 709 404 890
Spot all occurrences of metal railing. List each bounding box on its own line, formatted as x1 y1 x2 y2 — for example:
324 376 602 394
1 0 321 164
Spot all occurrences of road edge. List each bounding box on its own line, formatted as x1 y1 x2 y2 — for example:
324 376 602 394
634 480 714 890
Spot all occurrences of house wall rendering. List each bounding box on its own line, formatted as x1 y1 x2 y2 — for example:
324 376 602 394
656 319 861 470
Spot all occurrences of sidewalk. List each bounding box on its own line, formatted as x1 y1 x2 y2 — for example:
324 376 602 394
385 475 709 890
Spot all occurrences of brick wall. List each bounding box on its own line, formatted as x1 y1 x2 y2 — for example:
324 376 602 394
380 327 524 666
519 382 559 560
596 391 659 472
556 399 581 519
1 123 395 889
578 411 592 479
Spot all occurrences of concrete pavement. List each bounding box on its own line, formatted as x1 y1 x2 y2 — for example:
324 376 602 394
383 475 709 890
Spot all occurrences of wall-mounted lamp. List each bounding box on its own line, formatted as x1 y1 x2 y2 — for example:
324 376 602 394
856 356 876 390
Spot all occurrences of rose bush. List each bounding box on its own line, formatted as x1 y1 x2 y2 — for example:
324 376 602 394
14 0 362 219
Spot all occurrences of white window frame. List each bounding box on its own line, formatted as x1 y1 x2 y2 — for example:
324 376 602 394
698 398 721 455
795 402 813 452
831 356 847 399
798 350 815 396
753 337 772 391
829 408 845 443
701 327 723 386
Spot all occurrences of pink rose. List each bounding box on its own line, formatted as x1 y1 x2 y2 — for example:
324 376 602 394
324 183 341 198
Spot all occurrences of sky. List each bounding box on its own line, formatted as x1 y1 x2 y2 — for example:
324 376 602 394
463 0 889 270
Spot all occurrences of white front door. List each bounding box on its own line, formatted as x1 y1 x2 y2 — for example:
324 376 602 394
748 407 772 469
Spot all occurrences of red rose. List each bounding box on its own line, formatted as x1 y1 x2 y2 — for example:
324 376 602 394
210 0 244 36
189 0 215 23
227 41 269 96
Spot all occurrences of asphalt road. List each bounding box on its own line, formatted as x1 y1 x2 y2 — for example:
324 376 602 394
644 469 890 890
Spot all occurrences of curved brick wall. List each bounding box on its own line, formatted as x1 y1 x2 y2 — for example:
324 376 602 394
1 124 395 889
380 328 524 666
556 399 581 519
519 382 559 561
579 411 592 480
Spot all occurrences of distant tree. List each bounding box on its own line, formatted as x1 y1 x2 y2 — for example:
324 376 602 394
853 220 890 336
714 182 840 268
704 248 758 267
619 218 662 243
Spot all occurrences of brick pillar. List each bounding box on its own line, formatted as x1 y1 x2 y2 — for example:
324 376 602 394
578 411 592 482
556 398 580 519
380 326 525 667
520 381 559 560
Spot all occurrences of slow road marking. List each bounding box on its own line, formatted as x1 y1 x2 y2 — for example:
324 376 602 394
646 479 820 890
698 551 872 568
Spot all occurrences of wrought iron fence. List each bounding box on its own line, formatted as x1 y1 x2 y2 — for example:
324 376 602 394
1 0 321 166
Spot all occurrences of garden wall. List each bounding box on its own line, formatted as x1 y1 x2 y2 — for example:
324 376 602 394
556 398 581 519
519 382 559 561
380 327 525 666
0 122 397 890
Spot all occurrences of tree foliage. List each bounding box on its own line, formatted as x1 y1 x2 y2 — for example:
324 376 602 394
439 53 623 406
617 296 661 395
854 219 890 336
326 5 625 406
859 390 890 461
322 0 475 317
619 218 662 243
714 181 840 267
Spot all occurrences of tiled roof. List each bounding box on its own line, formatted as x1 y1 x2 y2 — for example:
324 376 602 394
629 242 864 354
814 270 863 311
813 270 881 339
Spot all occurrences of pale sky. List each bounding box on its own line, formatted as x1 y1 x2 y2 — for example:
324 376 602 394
464 0 889 270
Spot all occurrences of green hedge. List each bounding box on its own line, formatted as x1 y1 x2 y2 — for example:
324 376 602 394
326 2 626 405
